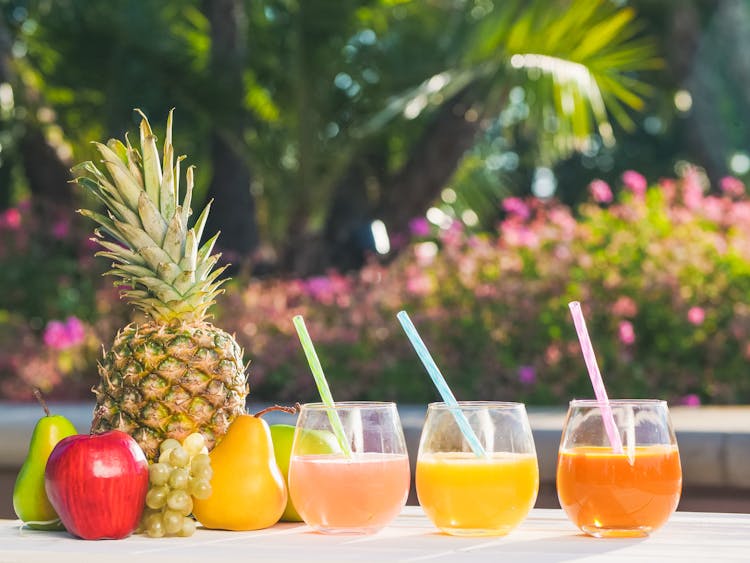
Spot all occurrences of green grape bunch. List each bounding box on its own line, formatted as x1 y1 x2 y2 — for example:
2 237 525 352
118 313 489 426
140 433 213 537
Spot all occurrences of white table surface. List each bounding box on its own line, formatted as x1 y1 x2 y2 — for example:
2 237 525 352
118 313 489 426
1 507 749 562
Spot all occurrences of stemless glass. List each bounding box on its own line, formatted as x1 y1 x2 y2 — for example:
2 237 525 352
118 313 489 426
557 399 683 538
416 401 539 536
288 402 410 535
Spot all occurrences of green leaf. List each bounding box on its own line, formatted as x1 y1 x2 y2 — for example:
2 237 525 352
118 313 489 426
137 192 168 246
135 109 163 209
94 142 144 210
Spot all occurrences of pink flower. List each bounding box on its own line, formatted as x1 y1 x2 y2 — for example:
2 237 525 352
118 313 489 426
64 316 85 343
618 320 635 345
303 276 332 301
680 393 701 407
51 219 70 240
500 220 539 248
518 365 536 385
439 220 464 248
405 271 433 296
502 197 531 221
413 242 437 266
720 176 745 198
589 179 613 203
43 316 86 349
408 217 431 237
622 170 647 197
702 197 724 223
687 306 705 326
0 208 21 230
682 167 704 209
611 296 638 317
659 178 677 202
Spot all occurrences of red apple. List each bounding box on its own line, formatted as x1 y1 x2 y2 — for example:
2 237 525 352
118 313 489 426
44 430 148 540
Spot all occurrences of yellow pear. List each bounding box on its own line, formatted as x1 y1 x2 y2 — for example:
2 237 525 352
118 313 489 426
193 411 287 531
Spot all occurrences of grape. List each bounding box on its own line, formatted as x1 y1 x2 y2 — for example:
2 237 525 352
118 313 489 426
141 435 213 538
189 479 212 500
160 438 181 453
191 453 211 471
183 433 205 456
192 465 214 481
139 508 159 532
169 467 189 490
149 463 171 486
142 510 163 536
146 518 165 538
169 446 190 468
167 489 191 513
181 495 194 517
163 510 183 535
179 517 197 537
145 485 168 509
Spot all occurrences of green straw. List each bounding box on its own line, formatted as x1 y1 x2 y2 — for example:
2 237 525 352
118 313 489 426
292 315 352 456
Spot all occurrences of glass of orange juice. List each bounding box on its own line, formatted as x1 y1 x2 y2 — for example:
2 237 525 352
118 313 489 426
557 399 683 538
416 401 539 536
288 402 410 534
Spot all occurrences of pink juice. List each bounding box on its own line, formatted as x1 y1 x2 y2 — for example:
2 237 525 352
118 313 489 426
288 452 410 533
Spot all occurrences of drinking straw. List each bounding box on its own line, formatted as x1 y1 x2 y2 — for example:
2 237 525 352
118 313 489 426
397 310 487 458
568 301 623 454
292 315 352 456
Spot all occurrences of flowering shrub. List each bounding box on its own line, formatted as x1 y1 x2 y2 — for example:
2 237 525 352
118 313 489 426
4 166 750 405
0 200 125 400
220 167 750 405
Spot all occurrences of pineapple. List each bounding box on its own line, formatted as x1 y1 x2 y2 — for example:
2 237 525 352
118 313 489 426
74 109 248 460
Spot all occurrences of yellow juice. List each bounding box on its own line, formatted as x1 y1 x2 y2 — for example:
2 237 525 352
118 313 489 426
416 451 539 536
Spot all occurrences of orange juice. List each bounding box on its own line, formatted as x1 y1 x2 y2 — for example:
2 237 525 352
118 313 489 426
416 452 539 536
557 445 682 537
289 452 410 533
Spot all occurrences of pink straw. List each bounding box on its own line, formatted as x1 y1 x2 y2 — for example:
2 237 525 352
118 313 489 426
568 301 623 453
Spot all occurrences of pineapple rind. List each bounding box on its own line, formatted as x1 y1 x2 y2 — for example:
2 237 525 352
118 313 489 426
93 321 247 460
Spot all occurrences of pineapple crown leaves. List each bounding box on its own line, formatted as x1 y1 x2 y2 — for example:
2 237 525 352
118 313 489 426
73 109 227 323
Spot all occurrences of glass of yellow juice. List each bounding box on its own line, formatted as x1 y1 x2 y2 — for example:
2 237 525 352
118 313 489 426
288 402 410 535
416 401 539 536
556 399 682 538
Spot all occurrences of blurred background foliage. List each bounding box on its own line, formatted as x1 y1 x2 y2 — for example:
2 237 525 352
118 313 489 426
2 0 750 404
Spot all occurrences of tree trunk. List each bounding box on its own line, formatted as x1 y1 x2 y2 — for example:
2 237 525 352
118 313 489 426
317 149 387 273
286 90 482 275
0 14 72 213
376 90 481 239
19 129 73 206
202 0 258 265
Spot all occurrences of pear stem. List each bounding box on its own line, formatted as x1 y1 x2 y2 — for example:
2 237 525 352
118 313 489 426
253 404 299 418
33 388 50 417
90 406 104 435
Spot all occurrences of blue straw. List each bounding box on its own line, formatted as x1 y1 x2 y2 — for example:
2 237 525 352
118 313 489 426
397 311 487 458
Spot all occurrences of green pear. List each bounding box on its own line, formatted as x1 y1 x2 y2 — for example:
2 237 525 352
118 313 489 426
269 424 338 521
13 390 77 530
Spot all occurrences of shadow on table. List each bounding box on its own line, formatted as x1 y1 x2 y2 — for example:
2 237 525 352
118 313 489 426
472 532 648 562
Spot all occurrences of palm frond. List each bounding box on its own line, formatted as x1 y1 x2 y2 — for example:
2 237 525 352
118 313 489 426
362 0 659 162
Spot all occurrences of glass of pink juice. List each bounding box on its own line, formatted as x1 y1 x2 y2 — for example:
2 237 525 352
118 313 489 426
416 402 539 536
288 402 410 534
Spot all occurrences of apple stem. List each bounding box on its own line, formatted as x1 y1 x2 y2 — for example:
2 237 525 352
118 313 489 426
253 403 300 418
33 388 51 417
